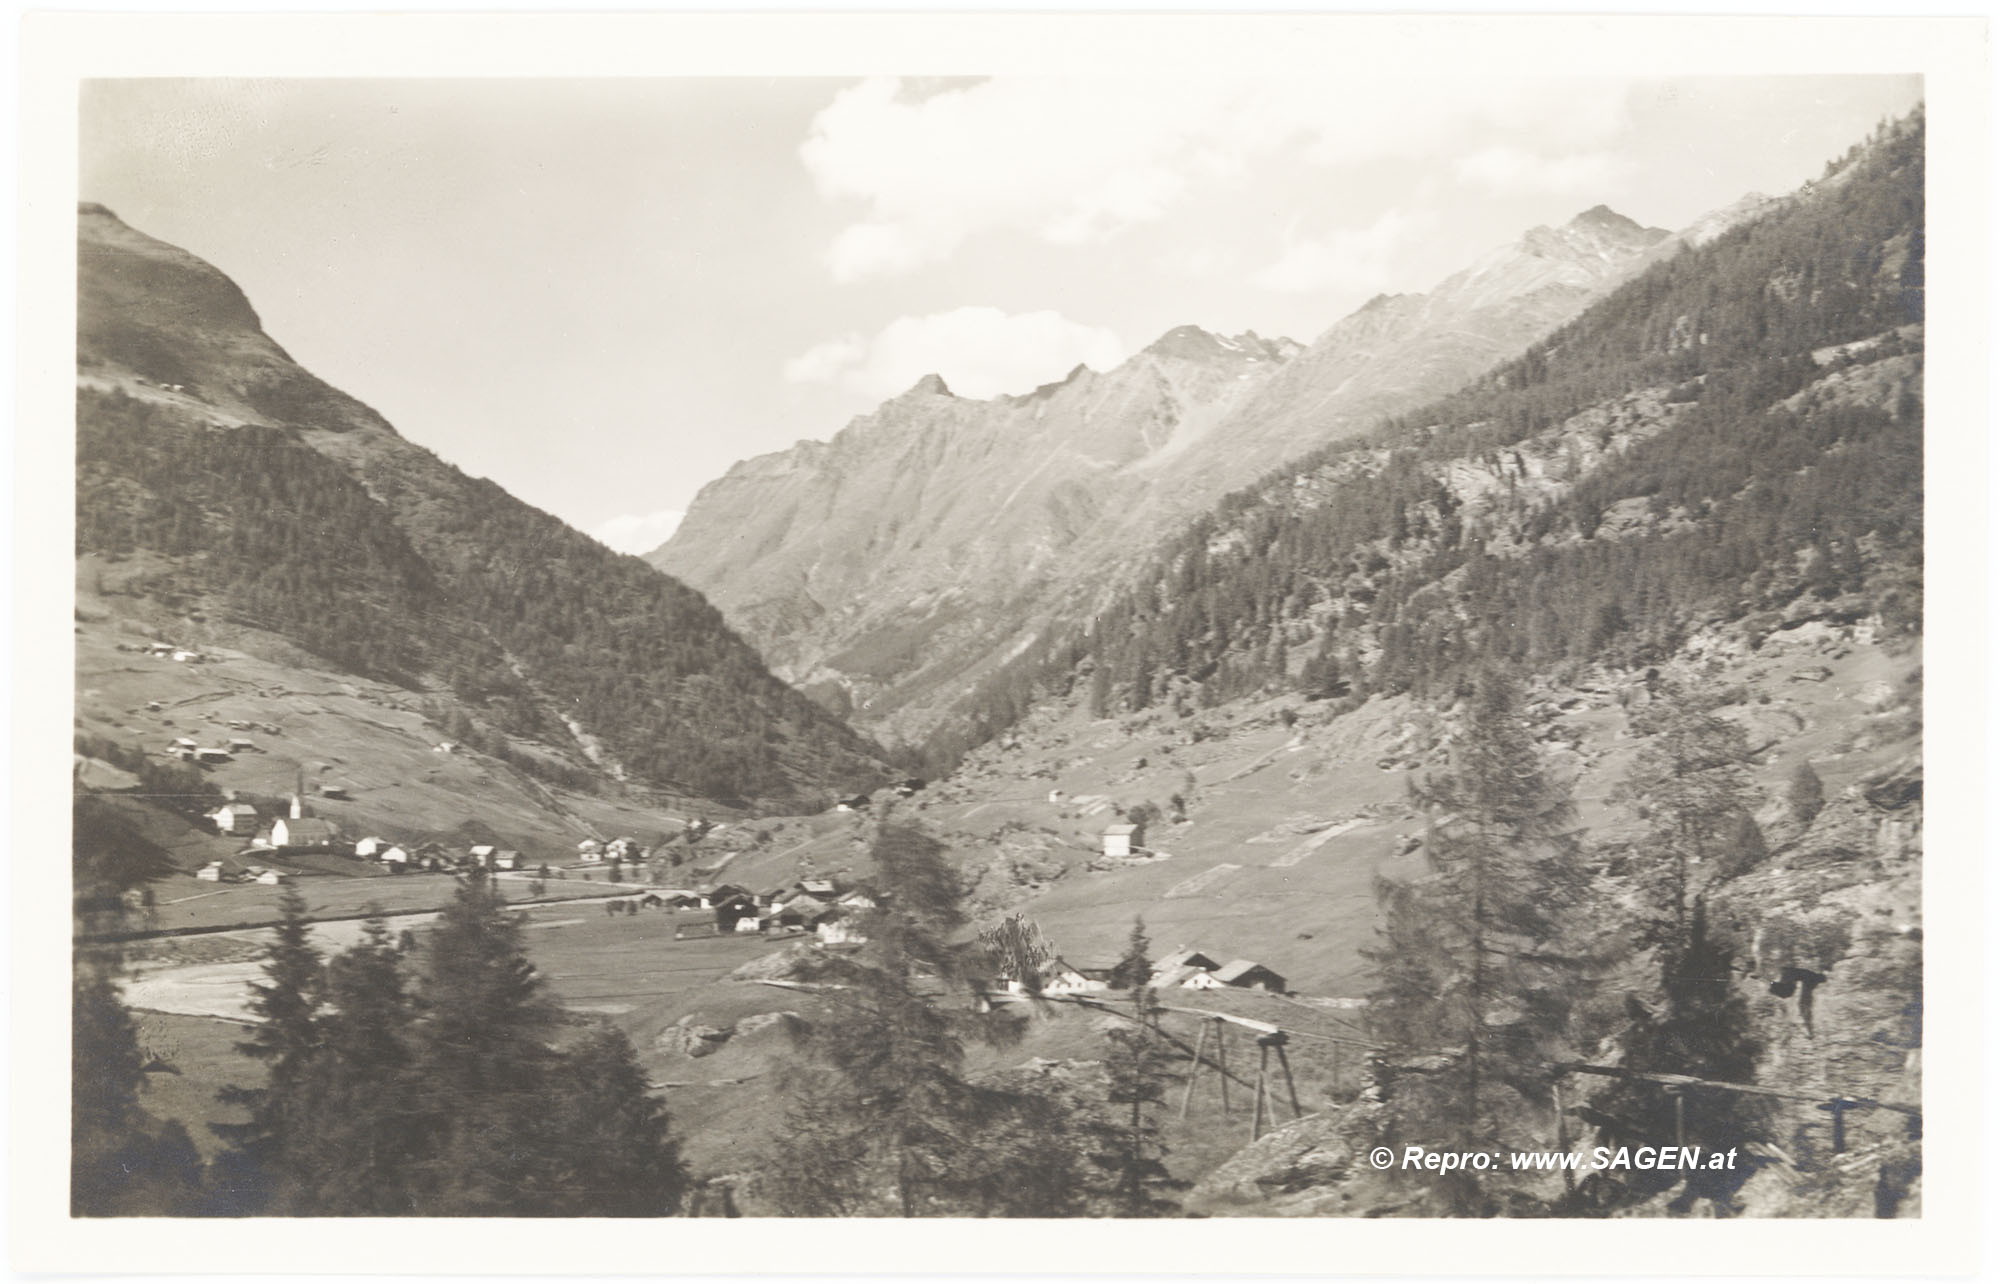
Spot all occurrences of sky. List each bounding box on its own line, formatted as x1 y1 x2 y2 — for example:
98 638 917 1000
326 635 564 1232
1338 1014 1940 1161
79 74 1924 553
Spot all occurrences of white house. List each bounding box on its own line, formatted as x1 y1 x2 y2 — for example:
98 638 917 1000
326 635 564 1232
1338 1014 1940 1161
195 861 223 882
813 906 866 945
1102 823 1138 860
469 844 498 861
1007 958 1104 996
255 869 289 886
380 845 411 865
354 836 387 858
209 802 261 835
272 817 338 850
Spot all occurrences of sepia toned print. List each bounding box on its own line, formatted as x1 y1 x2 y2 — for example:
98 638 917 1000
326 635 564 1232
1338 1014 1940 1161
71 64 1927 1226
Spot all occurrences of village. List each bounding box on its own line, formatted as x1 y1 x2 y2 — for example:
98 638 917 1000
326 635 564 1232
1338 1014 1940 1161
180 780 1289 999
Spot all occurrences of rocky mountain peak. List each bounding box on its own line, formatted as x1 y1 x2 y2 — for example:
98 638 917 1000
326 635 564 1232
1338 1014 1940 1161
1143 324 1298 366
1517 206 1670 264
902 372 954 399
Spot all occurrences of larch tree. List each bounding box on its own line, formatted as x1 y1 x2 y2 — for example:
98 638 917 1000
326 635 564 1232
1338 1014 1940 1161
1622 687 1763 942
1363 667 1590 1214
765 823 1085 1217
1108 915 1153 992
1585 896 1767 1211
1088 980 1186 1217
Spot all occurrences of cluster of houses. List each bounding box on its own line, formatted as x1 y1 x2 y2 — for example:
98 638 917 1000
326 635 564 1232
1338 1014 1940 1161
1149 947 1287 994
195 859 292 885
168 734 255 765
119 640 206 663
206 797 343 852
988 945 1288 998
688 878 879 943
833 778 928 812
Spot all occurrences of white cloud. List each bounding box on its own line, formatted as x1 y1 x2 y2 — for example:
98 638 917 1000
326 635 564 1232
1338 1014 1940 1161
782 306 1126 401
590 509 685 555
780 335 867 386
1455 145 1634 195
1252 208 1437 295
801 76 1635 281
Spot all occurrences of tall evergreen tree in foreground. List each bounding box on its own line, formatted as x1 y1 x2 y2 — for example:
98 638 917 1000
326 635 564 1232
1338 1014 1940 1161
1588 688 1770 1212
71 797 205 1216
72 962 206 1215
221 875 683 1216
213 886 325 1211
1364 668 1590 1214
1088 974 1186 1217
766 823 1088 1216
289 914 420 1214
1585 896 1767 1212
1619 688 1764 937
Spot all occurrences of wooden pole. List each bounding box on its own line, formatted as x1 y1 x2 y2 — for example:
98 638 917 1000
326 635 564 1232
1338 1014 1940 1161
1215 1020 1231 1116
1553 1080 1575 1195
1276 1040 1303 1118
1672 1089 1686 1150
1178 1018 1209 1122
1252 1042 1270 1141
1821 1100 1850 1155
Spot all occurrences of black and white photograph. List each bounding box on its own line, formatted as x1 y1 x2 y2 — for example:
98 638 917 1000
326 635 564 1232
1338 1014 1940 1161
15 9 1989 1276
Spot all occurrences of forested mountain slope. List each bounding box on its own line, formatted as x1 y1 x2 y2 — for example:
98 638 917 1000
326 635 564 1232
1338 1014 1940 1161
76 206 886 809
959 111 1923 741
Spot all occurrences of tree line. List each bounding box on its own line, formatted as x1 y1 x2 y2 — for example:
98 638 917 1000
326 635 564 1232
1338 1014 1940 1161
74 870 684 1216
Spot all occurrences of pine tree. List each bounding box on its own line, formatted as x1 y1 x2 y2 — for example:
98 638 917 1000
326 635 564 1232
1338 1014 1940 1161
284 913 420 1215
1088 986 1187 1216
70 799 206 1215
1363 667 1589 1214
214 885 326 1211
1108 915 1153 991
1788 758 1826 825
1586 897 1767 1210
765 823 1083 1216
1623 688 1761 941
543 1025 688 1216
405 872 564 1215
71 967 206 1215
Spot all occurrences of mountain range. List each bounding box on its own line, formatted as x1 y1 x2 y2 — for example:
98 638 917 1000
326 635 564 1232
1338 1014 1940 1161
652 202 1765 753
